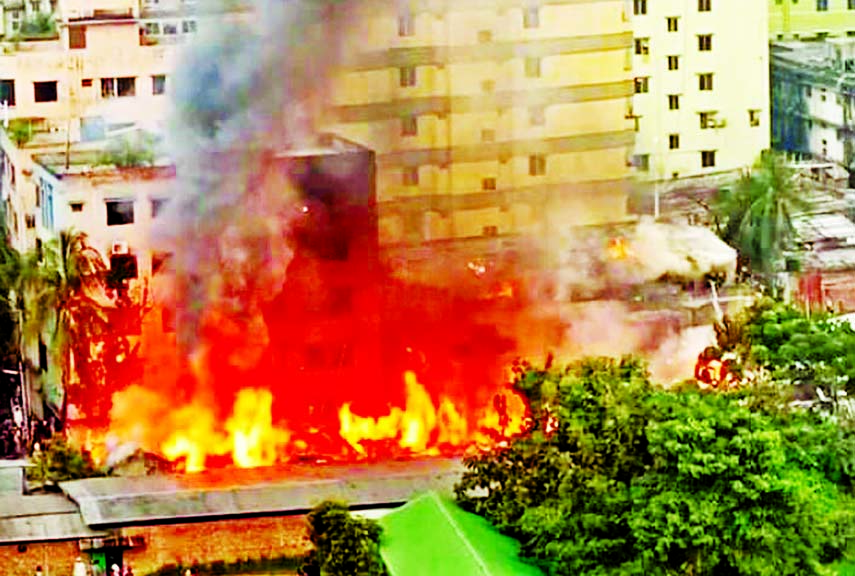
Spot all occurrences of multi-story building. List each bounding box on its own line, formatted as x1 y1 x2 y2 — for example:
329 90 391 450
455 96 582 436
772 39 855 181
630 0 770 191
770 0 855 41
323 0 635 244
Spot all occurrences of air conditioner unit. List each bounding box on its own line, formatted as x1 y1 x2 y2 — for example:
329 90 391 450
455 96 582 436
112 240 129 255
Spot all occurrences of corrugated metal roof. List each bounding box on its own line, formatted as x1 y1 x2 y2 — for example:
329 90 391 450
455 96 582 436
61 459 464 528
0 494 109 544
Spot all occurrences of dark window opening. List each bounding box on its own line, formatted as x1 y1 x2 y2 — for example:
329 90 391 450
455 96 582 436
69 202 83 213
33 81 58 103
81 78 92 87
38 338 47 372
106 200 135 226
0 80 15 106
108 254 138 289
117 77 135 97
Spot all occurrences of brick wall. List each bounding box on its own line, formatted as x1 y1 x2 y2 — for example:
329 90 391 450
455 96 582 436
122 516 312 574
0 541 82 576
0 516 311 576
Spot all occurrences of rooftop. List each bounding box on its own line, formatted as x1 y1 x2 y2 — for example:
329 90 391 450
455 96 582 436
60 458 463 529
0 493 108 543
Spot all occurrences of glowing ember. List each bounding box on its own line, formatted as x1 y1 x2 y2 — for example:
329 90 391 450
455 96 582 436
607 237 631 260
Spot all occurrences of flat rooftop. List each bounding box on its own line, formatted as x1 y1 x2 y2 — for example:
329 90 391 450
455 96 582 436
60 458 464 529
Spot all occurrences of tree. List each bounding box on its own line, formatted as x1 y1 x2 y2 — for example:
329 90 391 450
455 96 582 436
0 225 21 366
302 500 387 576
455 357 855 576
19 230 112 428
26 433 104 488
713 153 809 287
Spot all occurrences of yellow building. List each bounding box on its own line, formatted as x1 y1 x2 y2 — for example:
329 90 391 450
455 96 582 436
770 0 855 41
323 0 635 244
631 0 770 191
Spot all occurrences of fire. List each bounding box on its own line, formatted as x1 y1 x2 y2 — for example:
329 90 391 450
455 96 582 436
226 389 289 468
607 237 631 260
338 371 525 458
694 353 740 391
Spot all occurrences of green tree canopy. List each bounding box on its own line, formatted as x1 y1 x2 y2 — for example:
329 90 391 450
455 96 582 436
302 500 387 576
455 357 855 576
27 434 104 488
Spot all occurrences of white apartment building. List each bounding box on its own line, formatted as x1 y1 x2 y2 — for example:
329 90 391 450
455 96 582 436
630 0 770 188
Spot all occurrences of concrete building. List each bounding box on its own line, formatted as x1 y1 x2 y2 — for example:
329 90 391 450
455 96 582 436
630 0 770 193
771 39 855 180
0 458 461 576
322 0 635 245
769 0 855 41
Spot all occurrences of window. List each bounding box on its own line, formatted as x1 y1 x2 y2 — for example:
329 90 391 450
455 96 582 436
400 66 416 87
806 85 812 97
667 17 678 32
699 73 713 91
33 81 57 103
403 166 419 186
701 150 716 168
0 80 14 106
634 37 650 55
699 111 715 129
163 23 177 35
667 55 679 70
69 26 86 49
152 75 166 95
182 20 197 33
101 77 136 98
151 198 167 218
633 154 650 171
749 109 761 127
69 202 84 213
817 0 828 11
698 0 711 12
525 57 541 78
529 154 546 176
401 115 417 136
530 106 545 125
698 34 712 51
117 77 135 97
482 177 497 190
38 338 47 372
668 94 680 109
483 225 498 237
81 78 92 87
633 0 646 15
669 133 680 149
634 77 649 93
144 22 160 35
398 10 414 36
106 199 135 226
481 129 495 142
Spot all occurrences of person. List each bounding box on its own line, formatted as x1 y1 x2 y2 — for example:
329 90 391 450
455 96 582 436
35 565 43 576
111 564 121 576
73 556 88 576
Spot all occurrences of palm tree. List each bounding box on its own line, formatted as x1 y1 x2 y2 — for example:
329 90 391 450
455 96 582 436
713 152 809 288
19 230 112 430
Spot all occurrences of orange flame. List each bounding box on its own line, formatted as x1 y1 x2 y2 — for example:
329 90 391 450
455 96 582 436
607 237 630 260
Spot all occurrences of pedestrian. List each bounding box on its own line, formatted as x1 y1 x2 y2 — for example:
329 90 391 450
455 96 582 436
35 565 43 576
111 564 121 576
73 556 87 576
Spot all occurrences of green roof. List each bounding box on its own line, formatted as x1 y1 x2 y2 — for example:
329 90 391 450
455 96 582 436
378 492 543 576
